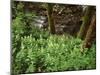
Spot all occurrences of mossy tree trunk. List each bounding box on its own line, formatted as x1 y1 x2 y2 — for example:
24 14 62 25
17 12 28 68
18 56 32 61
47 3 56 34
77 6 94 39
83 14 96 49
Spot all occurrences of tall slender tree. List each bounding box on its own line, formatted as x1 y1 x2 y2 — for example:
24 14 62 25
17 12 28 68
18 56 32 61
83 14 96 49
47 3 56 34
77 6 94 39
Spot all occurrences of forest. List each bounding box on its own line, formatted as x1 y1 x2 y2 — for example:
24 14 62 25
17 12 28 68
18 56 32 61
11 1 96 75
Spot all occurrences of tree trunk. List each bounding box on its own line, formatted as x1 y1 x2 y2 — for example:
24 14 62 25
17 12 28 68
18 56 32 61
47 3 56 34
77 6 94 39
83 14 96 49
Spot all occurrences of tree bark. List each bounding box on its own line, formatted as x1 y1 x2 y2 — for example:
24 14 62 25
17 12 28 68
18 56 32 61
47 3 56 34
83 14 96 49
77 6 94 39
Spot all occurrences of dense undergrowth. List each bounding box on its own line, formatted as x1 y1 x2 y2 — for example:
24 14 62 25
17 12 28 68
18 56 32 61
12 2 96 75
12 24 96 74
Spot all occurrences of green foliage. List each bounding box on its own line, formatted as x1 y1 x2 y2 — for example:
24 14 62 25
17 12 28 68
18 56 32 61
12 32 96 74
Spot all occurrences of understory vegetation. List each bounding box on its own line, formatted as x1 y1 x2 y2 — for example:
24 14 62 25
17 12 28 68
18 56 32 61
12 21 96 74
11 1 96 75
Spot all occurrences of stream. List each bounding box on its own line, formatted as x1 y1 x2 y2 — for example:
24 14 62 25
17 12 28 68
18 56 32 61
31 16 48 28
